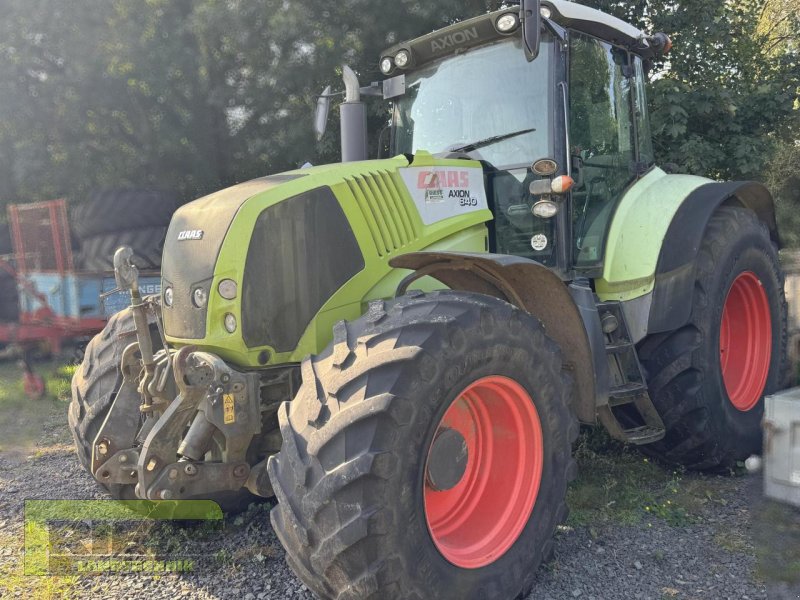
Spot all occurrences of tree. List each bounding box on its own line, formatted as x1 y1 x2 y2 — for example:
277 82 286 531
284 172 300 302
577 0 800 178
0 0 798 247
0 0 501 212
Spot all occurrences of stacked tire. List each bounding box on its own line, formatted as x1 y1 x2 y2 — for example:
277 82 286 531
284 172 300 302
71 190 177 271
0 223 18 322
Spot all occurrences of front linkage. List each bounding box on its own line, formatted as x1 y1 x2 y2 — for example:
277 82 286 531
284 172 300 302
91 247 264 502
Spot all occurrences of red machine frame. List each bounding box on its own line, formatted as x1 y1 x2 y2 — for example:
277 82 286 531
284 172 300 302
0 199 107 354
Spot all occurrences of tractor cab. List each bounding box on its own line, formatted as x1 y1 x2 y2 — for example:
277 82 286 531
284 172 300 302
380 0 669 276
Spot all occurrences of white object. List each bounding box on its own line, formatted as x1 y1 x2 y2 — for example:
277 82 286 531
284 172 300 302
531 234 548 251
745 455 762 473
764 389 800 507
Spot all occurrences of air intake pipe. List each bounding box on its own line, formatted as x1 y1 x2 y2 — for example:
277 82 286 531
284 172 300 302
340 65 368 162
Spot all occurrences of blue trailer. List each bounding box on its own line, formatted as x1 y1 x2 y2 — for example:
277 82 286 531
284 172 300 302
0 199 160 354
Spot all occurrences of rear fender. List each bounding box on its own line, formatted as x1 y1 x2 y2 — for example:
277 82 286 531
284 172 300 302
649 181 778 333
390 251 601 424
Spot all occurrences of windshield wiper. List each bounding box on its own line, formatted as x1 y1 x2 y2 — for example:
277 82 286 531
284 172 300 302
448 128 536 154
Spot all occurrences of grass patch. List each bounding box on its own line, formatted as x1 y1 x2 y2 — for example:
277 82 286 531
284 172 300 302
567 428 728 527
753 500 800 585
0 358 74 453
0 530 78 600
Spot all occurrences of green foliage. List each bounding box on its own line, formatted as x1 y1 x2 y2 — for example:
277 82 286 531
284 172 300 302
0 0 798 243
568 429 734 528
767 139 800 247
0 0 501 211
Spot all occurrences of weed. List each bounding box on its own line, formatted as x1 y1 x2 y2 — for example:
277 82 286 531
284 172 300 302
567 428 729 528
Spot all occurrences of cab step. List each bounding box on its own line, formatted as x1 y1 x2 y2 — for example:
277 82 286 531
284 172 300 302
596 301 665 446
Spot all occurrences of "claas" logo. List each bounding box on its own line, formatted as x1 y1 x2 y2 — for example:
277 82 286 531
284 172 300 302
177 230 204 241
417 171 470 189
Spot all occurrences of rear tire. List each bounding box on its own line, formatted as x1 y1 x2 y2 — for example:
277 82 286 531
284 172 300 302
638 207 788 470
268 291 577 600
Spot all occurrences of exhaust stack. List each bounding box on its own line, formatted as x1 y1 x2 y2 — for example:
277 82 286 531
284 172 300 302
340 65 368 162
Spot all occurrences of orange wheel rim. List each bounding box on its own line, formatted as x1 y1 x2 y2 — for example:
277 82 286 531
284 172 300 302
719 271 772 412
423 376 543 569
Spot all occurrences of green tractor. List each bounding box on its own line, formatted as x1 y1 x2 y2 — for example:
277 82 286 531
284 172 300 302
69 0 788 598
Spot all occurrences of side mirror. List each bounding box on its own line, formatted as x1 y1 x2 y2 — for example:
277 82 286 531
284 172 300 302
313 85 332 141
521 0 541 61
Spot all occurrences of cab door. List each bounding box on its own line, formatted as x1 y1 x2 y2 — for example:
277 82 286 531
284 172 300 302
568 32 653 271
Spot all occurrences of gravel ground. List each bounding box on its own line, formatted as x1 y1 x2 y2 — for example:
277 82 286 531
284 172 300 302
1 398 799 600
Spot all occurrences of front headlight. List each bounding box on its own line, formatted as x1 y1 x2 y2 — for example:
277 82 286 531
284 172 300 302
193 287 208 308
218 279 237 300
532 200 559 219
224 313 237 333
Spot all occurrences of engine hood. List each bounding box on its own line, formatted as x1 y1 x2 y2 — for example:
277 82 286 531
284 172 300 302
161 153 493 367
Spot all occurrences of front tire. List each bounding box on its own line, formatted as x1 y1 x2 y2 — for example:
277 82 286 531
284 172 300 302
638 207 787 470
268 291 577 600
69 307 257 512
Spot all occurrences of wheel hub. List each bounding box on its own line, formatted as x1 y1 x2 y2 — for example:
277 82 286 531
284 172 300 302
425 428 469 492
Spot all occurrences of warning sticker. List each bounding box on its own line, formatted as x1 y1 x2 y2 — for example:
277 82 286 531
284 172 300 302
399 166 488 225
223 394 236 424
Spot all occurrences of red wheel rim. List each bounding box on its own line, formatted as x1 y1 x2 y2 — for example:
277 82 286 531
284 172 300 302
719 271 772 412
423 376 543 569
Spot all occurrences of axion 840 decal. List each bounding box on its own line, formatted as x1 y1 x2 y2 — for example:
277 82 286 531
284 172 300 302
399 166 488 226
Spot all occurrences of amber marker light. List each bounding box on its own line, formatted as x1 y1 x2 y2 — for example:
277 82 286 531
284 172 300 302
551 175 574 194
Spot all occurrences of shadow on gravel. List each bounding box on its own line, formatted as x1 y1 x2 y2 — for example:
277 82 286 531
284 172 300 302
752 489 800 599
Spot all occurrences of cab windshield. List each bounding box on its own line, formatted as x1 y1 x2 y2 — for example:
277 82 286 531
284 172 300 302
391 37 553 169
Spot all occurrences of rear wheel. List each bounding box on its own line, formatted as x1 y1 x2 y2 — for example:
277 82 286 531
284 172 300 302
638 207 787 470
268 291 577 600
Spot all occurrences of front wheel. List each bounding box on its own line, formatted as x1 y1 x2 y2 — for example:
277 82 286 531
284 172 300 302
638 207 788 470
268 291 578 600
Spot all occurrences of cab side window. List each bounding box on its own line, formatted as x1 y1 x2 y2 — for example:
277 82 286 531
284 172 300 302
569 32 636 266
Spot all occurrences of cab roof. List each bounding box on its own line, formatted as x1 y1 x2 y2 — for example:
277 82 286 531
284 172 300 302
545 0 644 46
380 1 650 74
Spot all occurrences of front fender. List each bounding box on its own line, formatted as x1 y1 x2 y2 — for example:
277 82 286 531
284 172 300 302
390 251 600 424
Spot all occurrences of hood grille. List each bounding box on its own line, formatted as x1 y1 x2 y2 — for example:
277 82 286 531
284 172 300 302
345 170 420 257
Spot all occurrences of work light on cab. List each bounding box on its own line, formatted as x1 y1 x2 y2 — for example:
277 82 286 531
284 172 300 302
532 200 559 219
495 13 519 33
532 158 558 176
395 50 410 68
